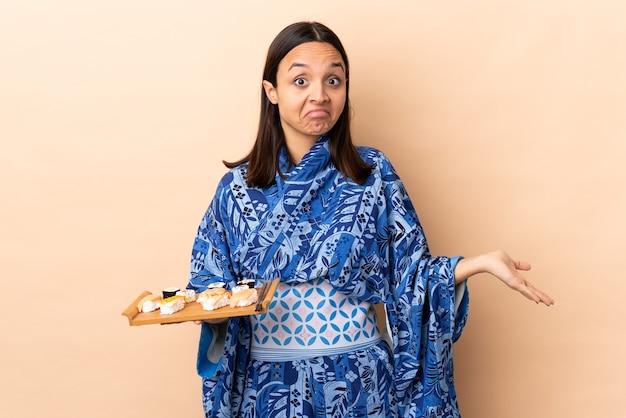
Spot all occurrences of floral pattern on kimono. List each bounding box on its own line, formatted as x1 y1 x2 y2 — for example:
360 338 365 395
187 135 469 417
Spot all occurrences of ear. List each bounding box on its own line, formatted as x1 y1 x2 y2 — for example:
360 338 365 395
262 80 278 105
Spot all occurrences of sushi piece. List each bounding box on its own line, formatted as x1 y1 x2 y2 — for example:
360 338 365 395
229 288 258 308
176 289 196 303
237 279 256 289
162 287 180 298
207 281 227 289
137 293 161 313
198 288 230 311
159 295 185 315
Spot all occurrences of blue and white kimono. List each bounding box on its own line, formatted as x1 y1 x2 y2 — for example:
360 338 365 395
187 135 470 417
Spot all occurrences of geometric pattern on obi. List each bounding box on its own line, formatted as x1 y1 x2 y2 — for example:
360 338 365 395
249 278 382 361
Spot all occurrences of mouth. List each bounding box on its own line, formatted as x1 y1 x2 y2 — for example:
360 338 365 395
305 108 330 118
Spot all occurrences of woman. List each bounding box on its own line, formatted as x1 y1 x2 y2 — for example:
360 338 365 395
187 21 554 418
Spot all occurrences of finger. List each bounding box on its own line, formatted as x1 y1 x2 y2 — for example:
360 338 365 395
513 260 532 271
519 283 555 306
534 289 555 306
508 276 542 303
523 281 555 306
519 285 541 304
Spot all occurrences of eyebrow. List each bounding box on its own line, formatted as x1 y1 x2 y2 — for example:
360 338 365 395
288 62 345 72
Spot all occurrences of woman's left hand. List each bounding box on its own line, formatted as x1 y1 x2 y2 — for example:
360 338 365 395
455 250 555 306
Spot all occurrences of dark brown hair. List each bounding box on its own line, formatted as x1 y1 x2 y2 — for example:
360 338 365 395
224 21 372 187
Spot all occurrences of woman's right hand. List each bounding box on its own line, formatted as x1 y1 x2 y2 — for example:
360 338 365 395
194 318 229 325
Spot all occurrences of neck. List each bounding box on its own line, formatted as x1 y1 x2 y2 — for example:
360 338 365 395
284 136 318 165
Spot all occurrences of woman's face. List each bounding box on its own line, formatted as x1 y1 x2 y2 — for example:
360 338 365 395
263 42 347 158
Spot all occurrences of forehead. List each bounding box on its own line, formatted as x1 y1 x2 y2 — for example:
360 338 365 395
279 42 345 71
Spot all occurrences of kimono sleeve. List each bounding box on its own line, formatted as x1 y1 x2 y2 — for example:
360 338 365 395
186 175 239 378
376 155 469 414
187 178 239 292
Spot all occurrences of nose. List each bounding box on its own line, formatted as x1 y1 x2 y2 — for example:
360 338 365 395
309 81 329 102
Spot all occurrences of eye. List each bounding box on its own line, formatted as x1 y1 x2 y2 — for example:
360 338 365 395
294 77 307 86
328 77 342 86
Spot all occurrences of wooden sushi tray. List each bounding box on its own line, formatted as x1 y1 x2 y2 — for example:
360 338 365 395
122 278 280 326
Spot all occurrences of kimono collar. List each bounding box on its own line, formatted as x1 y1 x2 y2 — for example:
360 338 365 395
278 135 331 183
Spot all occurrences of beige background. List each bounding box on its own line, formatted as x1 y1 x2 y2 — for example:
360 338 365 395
1 1 624 417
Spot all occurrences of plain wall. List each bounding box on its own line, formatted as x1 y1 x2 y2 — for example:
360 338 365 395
1 1 624 417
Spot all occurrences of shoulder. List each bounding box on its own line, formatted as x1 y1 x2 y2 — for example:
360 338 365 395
357 145 385 162
216 162 249 190
356 146 398 178
207 163 251 208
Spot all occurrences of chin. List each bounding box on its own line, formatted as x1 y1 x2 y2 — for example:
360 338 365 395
306 119 332 130
306 126 332 137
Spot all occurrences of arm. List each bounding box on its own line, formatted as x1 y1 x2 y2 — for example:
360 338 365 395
189 180 239 324
454 249 554 306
